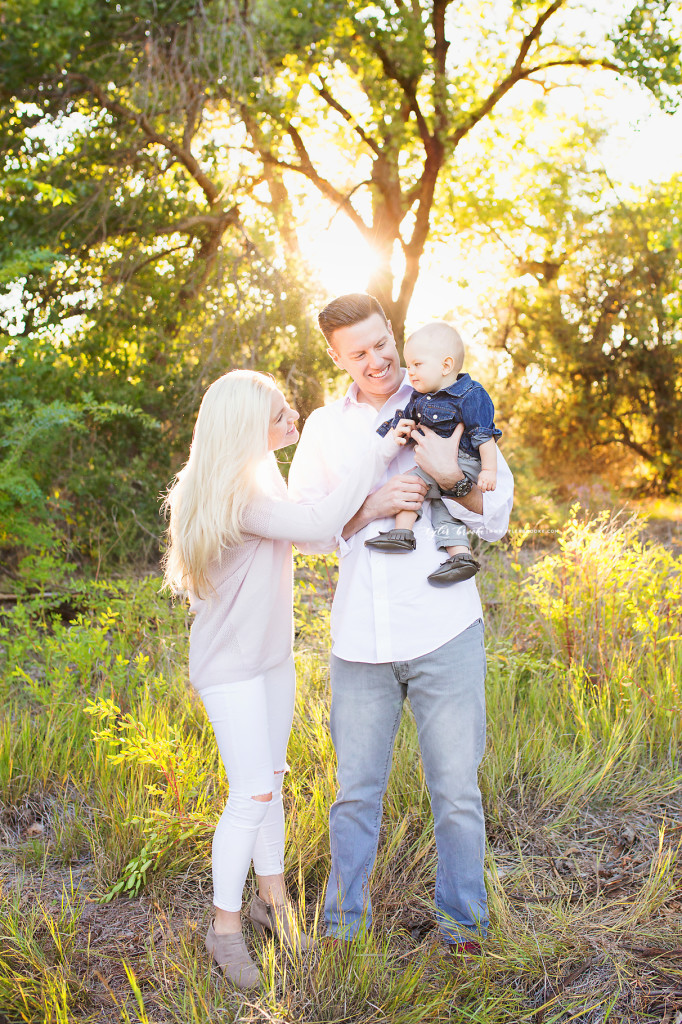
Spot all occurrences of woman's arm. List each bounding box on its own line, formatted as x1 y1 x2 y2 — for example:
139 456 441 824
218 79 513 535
241 428 408 544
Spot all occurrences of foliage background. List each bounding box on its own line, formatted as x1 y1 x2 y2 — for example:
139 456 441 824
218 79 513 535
1 5 681 1021
0 0 681 577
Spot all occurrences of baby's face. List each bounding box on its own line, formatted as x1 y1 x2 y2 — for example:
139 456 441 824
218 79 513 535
404 338 448 393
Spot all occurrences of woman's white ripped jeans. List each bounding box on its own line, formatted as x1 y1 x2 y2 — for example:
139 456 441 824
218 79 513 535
200 655 296 912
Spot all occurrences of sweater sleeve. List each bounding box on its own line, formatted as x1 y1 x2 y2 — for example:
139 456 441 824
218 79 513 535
241 433 399 544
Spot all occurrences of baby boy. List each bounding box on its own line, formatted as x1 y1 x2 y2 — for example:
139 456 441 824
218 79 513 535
365 321 501 585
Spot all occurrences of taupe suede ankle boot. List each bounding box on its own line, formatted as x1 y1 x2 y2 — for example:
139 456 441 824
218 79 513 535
205 921 260 989
249 895 314 952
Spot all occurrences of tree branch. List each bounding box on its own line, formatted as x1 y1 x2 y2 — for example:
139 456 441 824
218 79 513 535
447 1 609 147
524 56 621 77
182 88 205 155
432 0 453 144
511 0 567 77
324 180 374 228
272 122 374 240
368 34 432 147
313 76 383 158
150 210 240 237
451 55 619 148
115 243 191 281
65 73 221 206
432 0 451 77
242 108 372 241
612 415 656 464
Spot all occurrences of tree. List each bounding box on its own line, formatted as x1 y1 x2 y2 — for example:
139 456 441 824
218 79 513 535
2 1 680 350
0 0 329 413
0 1 332 572
492 176 682 494
232 0 682 341
1 1 680 571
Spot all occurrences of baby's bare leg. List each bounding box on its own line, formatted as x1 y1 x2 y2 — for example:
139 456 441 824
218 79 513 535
445 543 469 556
395 509 419 531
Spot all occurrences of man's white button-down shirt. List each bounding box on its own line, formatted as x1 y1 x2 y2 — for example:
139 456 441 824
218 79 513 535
288 372 514 664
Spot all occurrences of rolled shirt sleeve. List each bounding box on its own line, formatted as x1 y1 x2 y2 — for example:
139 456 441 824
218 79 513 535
459 388 502 450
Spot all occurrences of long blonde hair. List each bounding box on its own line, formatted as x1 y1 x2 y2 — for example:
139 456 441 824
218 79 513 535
161 369 278 597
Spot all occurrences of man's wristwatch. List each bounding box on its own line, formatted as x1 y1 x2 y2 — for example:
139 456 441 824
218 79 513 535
441 477 474 498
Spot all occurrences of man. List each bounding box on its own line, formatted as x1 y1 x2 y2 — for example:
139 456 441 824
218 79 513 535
288 293 514 950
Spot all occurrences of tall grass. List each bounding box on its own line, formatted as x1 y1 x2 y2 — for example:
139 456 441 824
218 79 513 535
0 511 680 1022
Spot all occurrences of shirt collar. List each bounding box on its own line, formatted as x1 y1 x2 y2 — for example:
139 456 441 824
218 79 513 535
343 369 413 409
438 372 472 397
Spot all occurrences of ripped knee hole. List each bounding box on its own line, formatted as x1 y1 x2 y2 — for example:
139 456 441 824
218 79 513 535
251 769 285 801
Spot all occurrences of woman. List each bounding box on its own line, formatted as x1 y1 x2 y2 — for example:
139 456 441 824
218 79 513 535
162 370 408 989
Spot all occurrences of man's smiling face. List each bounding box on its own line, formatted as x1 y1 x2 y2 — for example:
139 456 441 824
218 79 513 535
327 313 402 409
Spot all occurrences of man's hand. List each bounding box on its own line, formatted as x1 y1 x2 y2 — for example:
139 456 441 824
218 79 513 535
412 423 484 514
342 472 428 540
412 422 466 489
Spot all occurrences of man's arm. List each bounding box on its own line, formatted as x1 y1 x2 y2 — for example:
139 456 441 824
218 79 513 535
411 424 513 541
412 424 484 513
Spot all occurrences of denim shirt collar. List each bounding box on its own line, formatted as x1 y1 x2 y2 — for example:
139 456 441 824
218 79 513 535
435 372 473 399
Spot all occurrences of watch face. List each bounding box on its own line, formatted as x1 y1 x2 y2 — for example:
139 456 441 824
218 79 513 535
452 478 473 497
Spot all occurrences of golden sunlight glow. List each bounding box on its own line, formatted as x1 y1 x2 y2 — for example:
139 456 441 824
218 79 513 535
297 199 471 323
298 213 383 297
293 70 681 330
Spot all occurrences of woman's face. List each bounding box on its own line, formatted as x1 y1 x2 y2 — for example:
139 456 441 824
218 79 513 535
268 390 300 451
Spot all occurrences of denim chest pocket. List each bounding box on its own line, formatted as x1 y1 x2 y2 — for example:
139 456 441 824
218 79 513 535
421 399 460 424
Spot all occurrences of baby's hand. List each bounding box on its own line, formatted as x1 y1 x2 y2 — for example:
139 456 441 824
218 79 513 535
389 418 415 445
477 469 497 492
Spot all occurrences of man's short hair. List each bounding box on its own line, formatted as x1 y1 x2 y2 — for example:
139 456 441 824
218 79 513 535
318 293 388 346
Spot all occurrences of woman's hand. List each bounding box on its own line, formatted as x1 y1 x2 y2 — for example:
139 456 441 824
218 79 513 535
341 472 428 539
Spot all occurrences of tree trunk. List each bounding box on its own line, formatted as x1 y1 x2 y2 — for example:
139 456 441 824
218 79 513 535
367 267 406 350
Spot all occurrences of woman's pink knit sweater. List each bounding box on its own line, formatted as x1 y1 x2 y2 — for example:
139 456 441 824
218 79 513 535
188 434 399 690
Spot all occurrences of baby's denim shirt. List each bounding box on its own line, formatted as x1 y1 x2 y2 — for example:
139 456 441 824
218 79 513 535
377 373 501 459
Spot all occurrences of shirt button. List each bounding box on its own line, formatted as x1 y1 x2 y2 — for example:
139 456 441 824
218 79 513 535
433 414 438 420
426 395 432 400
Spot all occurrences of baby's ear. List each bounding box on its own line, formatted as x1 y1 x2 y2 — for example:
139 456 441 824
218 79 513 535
442 355 455 373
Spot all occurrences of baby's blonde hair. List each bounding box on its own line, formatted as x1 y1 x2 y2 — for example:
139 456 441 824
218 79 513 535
161 369 278 598
406 321 465 373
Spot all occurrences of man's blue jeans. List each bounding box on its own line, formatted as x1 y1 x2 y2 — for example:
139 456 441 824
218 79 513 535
324 619 488 944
